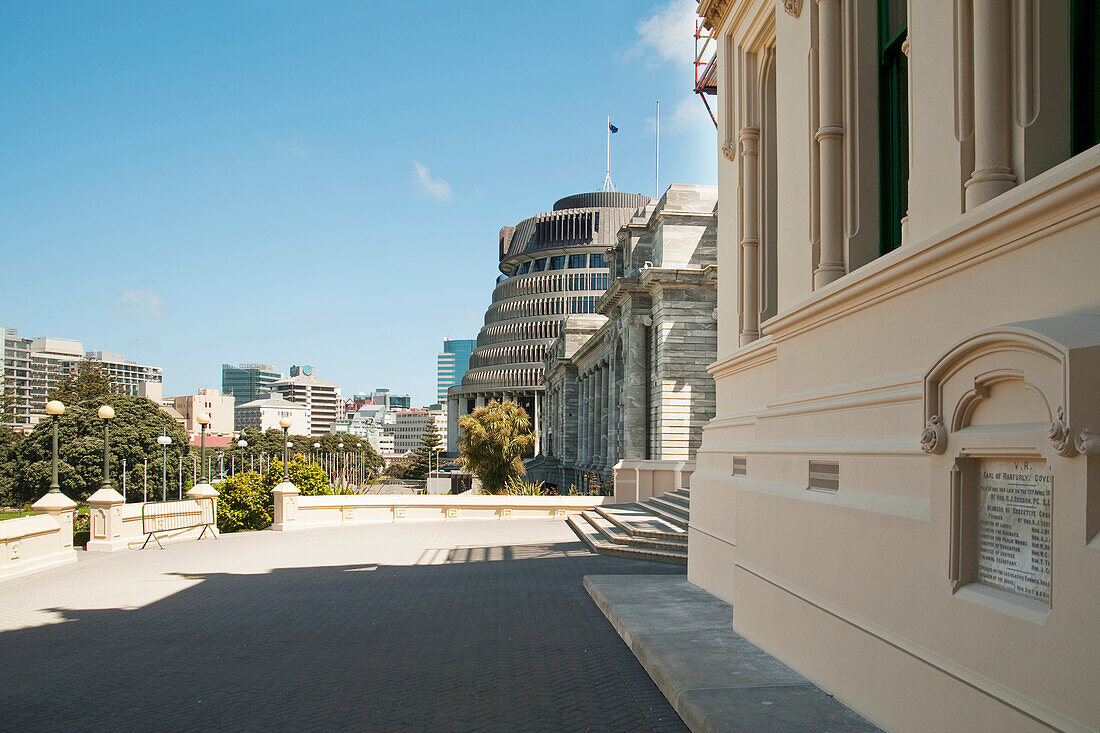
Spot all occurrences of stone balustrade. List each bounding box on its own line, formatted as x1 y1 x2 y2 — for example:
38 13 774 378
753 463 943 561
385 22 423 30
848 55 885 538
86 485 219 552
0 492 78 581
270 492 613 531
613 459 694 504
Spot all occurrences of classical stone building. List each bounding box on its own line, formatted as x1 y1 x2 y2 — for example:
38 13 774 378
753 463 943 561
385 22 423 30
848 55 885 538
446 191 651 455
693 1 1100 730
534 185 718 494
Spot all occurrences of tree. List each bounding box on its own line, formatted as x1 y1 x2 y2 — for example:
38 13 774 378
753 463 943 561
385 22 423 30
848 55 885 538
11 395 189 504
406 419 444 480
0 376 20 428
0 425 22 507
457 400 534 494
48 358 117 406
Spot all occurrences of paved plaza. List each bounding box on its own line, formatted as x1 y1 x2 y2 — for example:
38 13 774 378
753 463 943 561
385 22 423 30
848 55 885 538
0 520 686 732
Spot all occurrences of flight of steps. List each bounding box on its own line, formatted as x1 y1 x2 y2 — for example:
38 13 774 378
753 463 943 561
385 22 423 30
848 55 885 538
566 489 689 565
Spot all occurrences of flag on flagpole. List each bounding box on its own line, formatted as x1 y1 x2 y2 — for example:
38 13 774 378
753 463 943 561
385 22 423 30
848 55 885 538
609 121 619 134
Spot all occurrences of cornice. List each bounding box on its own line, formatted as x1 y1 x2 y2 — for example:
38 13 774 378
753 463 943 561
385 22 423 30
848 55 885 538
699 0 735 31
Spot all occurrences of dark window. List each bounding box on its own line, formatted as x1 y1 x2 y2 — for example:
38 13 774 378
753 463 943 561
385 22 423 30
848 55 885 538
518 261 531 274
532 258 547 272
878 0 908 255
1072 0 1100 155
548 255 566 270
568 253 587 269
590 253 607 268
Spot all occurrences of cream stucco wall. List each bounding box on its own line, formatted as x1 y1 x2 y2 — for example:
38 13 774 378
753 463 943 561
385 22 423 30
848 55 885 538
694 1 1100 730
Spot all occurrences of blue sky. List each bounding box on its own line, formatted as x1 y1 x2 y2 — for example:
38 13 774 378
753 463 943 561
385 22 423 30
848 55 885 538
0 0 716 407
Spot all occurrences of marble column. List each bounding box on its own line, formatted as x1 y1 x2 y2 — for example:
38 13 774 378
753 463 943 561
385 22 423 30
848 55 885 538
622 318 648 460
964 0 1016 210
813 0 846 289
533 391 541 456
740 125 761 345
608 359 620 465
599 361 609 470
576 374 585 464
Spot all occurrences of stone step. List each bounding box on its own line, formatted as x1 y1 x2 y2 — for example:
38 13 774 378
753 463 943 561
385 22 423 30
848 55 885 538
637 501 689 529
595 505 686 541
566 515 688 566
581 511 688 553
646 496 690 521
660 491 690 510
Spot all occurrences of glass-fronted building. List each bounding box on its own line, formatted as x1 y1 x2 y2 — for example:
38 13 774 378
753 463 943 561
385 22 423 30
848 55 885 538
221 363 281 406
437 338 476 403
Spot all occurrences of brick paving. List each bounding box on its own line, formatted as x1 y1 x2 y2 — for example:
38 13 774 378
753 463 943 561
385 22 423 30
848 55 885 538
0 519 686 732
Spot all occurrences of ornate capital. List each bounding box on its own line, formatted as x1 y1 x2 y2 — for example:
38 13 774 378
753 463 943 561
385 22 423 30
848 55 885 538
1048 406 1076 457
783 0 803 18
920 415 947 455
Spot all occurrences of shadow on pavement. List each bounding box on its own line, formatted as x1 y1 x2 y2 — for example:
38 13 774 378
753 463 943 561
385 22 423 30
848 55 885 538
0 541 686 733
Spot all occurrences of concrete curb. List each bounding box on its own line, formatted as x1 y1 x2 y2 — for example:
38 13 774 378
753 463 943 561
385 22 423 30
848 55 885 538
584 574 881 732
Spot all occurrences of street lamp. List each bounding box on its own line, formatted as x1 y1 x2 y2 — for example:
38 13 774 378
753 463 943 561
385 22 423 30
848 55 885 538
45 400 65 494
280 416 292 482
237 439 247 476
98 404 115 492
196 412 211 484
157 434 172 501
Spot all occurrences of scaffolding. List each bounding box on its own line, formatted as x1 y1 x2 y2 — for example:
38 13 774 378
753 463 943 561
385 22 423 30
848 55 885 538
694 19 719 128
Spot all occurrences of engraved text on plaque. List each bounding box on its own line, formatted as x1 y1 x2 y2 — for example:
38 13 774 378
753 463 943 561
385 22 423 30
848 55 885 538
977 459 1052 603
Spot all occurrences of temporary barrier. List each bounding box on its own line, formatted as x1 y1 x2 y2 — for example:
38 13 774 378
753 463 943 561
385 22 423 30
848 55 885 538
140 498 216 549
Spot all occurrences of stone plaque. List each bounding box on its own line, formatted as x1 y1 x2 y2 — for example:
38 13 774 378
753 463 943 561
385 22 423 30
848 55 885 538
977 459 1052 603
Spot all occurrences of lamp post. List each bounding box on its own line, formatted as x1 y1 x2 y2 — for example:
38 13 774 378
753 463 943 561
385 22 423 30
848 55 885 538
98 405 115 491
45 400 65 493
280 416 292 482
197 412 211 483
237 439 247 476
313 442 320 466
157 435 172 501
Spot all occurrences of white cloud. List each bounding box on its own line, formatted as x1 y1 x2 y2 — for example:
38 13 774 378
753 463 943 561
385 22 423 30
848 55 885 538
629 0 699 68
114 289 164 318
412 160 452 201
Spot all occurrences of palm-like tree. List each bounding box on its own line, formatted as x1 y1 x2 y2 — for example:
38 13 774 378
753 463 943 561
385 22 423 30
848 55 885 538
457 400 534 494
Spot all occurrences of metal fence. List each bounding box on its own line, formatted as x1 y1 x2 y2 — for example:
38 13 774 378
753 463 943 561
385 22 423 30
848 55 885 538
140 497 217 549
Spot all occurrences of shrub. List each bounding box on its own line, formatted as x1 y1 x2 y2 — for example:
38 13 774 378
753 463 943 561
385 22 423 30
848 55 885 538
213 458 333 532
501 477 546 496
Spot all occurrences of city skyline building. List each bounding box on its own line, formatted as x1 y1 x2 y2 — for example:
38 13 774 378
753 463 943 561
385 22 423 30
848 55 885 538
385 407 446 455
268 371 342 436
437 338 476 403
167 387 235 436
221 363 282 407
2 327 163 430
365 388 411 411
446 191 652 455
234 394 309 435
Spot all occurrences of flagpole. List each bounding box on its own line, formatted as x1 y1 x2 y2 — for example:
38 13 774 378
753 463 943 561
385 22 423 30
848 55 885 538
655 101 660 197
606 114 611 186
